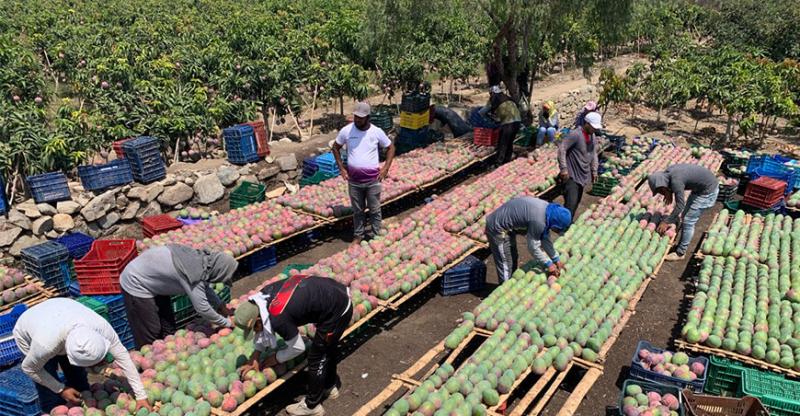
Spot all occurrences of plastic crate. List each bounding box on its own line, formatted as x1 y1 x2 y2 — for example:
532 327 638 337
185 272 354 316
473 127 499 146
223 125 260 165
112 138 133 159
74 240 138 295
54 232 94 260
0 334 22 367
20 242 71 293
371 109 394 131
0 174 7 216
26 172 70 204
743 176 786 200
399 110 431 130
629 341 708 392
315 153 340 175
20 241 70 268
243 121 270 158
468 107 499 129
78 159 134 192
739 369 800 416
142 214 183 238
121 136 166 184
683 389 769 416
75 296 110 321
247 246 277 273
703 355 753 397
400 92 431 113
619 379 685 416
396 127 431 154
300 171 336 187
230 181 266 209
92 294 126 318
746 155 793 177
0 305 27 337
0 365 41 416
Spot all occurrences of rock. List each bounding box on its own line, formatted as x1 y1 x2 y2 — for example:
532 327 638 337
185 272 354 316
287 170 298 179
193 174 225 204
127 183 164 202
116 195 129 210
258 166 281 181
184 177 195 186
160 174 176 187
238 166 252 176
17 202 41 219
36 203 57 216
9 235 41 257
96 212 120 229
237 175 259 187
276 153 298 171
279 138 292 143
277 173 289 182
45 230 60 239
114 223 141 239
217 166 240 187
56 201 81 215
31 216 53 236
74 193 92 207
121 201 140 220
7 210 32 231
138 201 162 217
81 190 117 222
52 214 75 233
157 183 194 207
0 225 23 247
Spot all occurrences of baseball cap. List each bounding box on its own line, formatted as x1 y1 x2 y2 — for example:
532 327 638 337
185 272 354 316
584 112 603 130
353 102 370 118
234 301 261 338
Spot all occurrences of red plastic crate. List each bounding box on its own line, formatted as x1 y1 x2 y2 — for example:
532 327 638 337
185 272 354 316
244 121 269 158
473 127 499 146
142 214 182 238
75 240 137 294
744 177 786 205
743 195 784 209
112 138 133 159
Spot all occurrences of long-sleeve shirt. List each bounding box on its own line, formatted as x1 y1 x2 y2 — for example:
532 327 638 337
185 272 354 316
119 246 228 327
558 128 598 187
13 298 147 400
539 110 559 129
480 100 521 126
486 197 559 265
661 164 719 224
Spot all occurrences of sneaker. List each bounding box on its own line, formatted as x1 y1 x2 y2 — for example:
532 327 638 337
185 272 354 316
286 400 324 416
664 252 685 261
326 386 340 400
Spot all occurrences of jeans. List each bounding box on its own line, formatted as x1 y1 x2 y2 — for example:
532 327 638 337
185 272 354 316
349 180 382 239
305 304 353 408
486 226 518 283
676 187 719 255
123 291 176 349
495 122 520 165
537 126 557 146
37 355 90 412
563 178 584 218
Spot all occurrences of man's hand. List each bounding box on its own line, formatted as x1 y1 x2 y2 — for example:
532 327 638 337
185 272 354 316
218 305 234 317
340 169 349 182
378 167 389 182
555 260 565 271
656 222 670 235
547 263 560 277
238 358 261 377
135 399 153 411
60 387 82 405
261 354 279 369
559 170 569 182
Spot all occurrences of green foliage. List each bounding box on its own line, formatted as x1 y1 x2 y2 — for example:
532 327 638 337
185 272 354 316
710 0 800 61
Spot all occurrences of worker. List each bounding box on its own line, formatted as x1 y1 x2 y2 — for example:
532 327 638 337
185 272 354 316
120 244 238 348
485 197 572 282
332 101 396 246
536 101 559 146
558 111 601 217
13 298 150 412
648 164 719 261
479 85 521 166
235 274 352 416
574 101 598 128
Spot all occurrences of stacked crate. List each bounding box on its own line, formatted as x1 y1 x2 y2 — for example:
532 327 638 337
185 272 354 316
396 92 432 154
20 241 72 294
74 240 137 295
742 176 786 211
243 120 270 158
121 136 166 184
0 365 41 416
142 214 183 238
25 172 70 204
0 305 27 366
230 181 266 209
223 125 260 165
440 255 486 296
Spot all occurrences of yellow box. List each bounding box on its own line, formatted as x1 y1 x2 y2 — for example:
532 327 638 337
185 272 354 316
399 110 430 130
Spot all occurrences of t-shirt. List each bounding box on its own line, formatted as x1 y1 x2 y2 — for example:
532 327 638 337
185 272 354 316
335 123 392 183
261 276 351 341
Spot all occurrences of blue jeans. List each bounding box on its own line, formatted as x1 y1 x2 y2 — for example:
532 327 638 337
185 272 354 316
36 355 90 412
676 187 719 255
537 127 557 146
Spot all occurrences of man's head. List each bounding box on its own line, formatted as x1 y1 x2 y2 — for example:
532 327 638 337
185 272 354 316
583 111 603 134
234 300 263 338
66 327 110 367
208 251 238 285
353 102 371 131
648 171 673 204
584 101 598 112
544 203 572 236
543 101 554 113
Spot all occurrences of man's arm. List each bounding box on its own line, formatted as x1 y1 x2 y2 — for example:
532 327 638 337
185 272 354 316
665 183 686 224
20 345 64 394
591 136 599 180
331 142 348 181
526 227 559 266
557 134 575 173
188 283 230 327
108 340 148 401
275 334 306 363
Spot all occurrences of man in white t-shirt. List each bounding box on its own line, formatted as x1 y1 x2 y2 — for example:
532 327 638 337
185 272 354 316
332 102 395 245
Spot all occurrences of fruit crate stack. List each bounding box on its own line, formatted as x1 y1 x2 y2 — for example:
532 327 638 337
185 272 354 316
0 174 7 216
717 177 739 202
77 159 134 192
171 283 231 329
395 127 431 155
20 241 72 294
746 154 799 193
230 181 266 209
141 214 183 238
74 240 138 295
370 107 394 131
589 174 620 197
223 124 260 165
75 296 110 321
54 232 94 260
243 120 270 158
25 172 70 204
121 136 166 184
473 127 499 147
0 365 42 416
618 379 684 416
0 305 27 366
246 245 277 273
112 137 133 159
91 295 134 349
440 255 486 296
629 340 708 393
398 92 432 154
742 176 786 210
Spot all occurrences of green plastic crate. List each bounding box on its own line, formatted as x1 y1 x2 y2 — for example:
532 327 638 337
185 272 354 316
230 181 266 209
281 263 313 276
76 296 110 321
171 284 231 314
704 355 749 396
300 171 335 187
740 369 800 416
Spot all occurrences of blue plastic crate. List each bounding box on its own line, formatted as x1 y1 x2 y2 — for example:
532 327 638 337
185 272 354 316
0 305 27 337
247 246 277 273
78 159 133 192
440 255 486 296
122 137 166 183
54 232 94 260
0 335 22 367
68 280 80 297
302 158 319 177
443 255 485 276
20 242 72 292
0 365 41 416
20 241 69 267
440 277 485 296
223 125 259 165
0 174 7 216
26 172 70 204
92 295 126 319
629 340 708 393
468 107 499 129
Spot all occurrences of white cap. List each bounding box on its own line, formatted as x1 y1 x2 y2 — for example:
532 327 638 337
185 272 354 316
584 111 603 129
353 102 370 118
65 327 110 367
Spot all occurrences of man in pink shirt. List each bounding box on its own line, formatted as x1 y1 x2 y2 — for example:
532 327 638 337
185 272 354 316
332 102 395 245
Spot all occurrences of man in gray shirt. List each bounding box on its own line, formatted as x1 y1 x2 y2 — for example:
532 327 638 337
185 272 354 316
485 197 572 282
120 245 238 347
558 111 601 217
648 164 719 260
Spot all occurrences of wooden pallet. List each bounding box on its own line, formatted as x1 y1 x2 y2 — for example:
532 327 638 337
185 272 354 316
0 276 56 314
210 361 307 416
675 340 800 379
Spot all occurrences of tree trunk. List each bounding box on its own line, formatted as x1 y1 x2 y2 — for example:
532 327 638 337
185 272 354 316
725 114 734 139
339 96 344 115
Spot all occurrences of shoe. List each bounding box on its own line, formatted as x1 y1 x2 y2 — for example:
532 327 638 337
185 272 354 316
286 400 324 416
326 386 340 400
664 252 685 261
